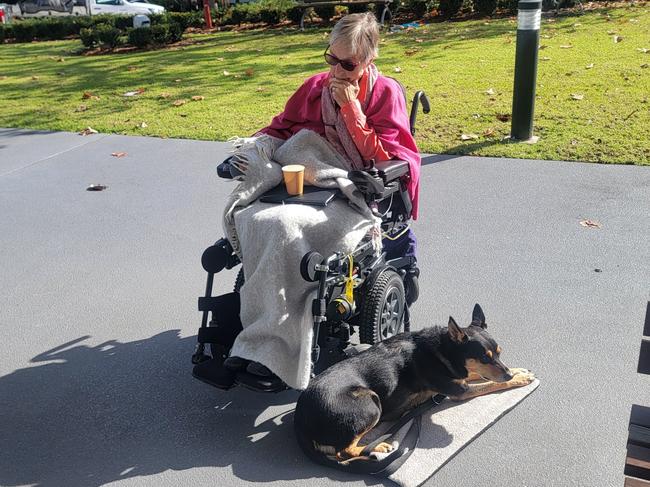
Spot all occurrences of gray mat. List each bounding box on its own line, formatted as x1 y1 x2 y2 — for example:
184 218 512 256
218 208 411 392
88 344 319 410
368 379 540 487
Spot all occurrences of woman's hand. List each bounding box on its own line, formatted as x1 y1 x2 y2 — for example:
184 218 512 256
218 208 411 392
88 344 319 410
329 78 359 107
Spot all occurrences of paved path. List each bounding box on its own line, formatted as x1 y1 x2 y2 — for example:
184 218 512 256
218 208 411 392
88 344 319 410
1 128 649 487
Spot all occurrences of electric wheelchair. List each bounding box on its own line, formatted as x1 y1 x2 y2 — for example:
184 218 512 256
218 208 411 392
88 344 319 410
192 86 430 393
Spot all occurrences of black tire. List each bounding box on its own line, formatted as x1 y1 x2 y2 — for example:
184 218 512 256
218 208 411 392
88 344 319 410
234 267 244 293
359 269 406 345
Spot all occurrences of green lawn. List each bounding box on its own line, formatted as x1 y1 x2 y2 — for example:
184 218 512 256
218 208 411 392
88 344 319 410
0 4 649 164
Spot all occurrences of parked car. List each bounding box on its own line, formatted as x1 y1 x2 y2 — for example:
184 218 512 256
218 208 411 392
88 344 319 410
14 0 164 17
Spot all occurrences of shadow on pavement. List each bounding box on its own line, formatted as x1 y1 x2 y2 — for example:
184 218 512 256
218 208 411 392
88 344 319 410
0 331 385 486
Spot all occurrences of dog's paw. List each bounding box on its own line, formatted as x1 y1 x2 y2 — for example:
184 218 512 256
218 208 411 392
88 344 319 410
372 442 394 454
508 369 535 386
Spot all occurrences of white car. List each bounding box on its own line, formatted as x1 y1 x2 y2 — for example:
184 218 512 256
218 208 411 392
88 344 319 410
89 0 165 16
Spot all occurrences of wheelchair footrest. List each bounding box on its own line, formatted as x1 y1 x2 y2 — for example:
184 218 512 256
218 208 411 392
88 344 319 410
192 358 236 390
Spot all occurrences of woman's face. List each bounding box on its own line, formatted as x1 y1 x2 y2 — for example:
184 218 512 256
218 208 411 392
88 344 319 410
328 41 371 84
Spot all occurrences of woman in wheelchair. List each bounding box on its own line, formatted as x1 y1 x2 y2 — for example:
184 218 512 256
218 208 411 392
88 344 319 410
193 12 425 393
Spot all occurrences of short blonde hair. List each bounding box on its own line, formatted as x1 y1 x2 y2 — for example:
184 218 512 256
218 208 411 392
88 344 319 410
329 12 380 64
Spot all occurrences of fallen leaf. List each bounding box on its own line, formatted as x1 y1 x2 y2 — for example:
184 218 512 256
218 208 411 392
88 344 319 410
244 68 254 77
570 139 578 146
482 127 496 137
123 88 145 97
127 66 138 71
57 71 66 76
393 67 402 73
585 63 594 69
419 64 428 68
179 113 188 117
571 93 584 100
496 113 511 122
139 121 148 128
256 86 267 92
86 184 107 191
191 95 205 101
223 70 231 76
539 45 548 50
57 57 65 62
159 93 171 98
75 105 88 112
613 35 623 43
82 91 99 100
541 56 551 61
460 133 479 140
607 30 617 35
174 78 182 83
111 152 127 158
31 75 40 80
414 38 423 43
172 99 187 107
79 127 98 136
216 57 225 61
472 113 481 119
560 45 573 49
405 48 420 56
641 64 649 69
573 23 582 27
580 219 601 228
485 88 495 95
637 48 649 53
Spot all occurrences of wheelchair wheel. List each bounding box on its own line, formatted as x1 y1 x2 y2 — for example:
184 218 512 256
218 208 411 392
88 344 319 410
359 269 406 345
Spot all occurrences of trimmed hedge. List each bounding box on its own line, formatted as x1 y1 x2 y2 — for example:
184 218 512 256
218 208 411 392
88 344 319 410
95 24 122 47
438 0 463 17
472 0 496 15
79 27 98 47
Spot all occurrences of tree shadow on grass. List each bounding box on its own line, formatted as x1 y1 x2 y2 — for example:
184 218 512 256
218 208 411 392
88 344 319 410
0 331 386 486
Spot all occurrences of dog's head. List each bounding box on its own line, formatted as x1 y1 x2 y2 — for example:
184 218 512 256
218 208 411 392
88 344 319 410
447 304 513 382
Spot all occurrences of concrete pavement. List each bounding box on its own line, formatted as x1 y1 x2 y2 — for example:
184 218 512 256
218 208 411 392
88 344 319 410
1 127 649 487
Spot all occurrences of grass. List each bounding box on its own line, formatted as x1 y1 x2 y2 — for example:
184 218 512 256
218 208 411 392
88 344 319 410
0 3 649 164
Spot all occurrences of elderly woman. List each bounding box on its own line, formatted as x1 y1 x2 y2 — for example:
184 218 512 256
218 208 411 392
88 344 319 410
217 12 421 391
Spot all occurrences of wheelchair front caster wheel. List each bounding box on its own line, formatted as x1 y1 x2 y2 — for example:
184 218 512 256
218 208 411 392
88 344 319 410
300 251 324 282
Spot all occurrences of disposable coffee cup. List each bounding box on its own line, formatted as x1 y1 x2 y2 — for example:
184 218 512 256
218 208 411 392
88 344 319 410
282 164 305 196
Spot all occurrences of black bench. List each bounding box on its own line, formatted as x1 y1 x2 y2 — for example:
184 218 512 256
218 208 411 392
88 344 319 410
295 0 393 30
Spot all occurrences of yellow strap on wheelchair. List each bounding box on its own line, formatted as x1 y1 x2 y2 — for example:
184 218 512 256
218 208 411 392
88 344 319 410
345 255 354 304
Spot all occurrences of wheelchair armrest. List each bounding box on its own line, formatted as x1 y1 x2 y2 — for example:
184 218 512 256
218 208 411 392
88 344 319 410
375 159 409 182
216 157 244 180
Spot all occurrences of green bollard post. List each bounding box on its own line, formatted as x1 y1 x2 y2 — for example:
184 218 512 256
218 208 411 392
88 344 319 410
510 0 542 143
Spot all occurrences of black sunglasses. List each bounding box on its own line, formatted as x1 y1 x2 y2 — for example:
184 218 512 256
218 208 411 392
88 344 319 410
324 47 360 72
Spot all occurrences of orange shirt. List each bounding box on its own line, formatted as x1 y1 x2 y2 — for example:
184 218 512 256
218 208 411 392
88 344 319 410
339 71 391 165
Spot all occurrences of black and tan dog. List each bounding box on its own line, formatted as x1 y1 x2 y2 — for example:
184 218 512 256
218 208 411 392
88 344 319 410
294 304 535 460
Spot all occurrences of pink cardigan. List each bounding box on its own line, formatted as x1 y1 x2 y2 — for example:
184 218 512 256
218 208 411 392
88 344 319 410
259 72 422 219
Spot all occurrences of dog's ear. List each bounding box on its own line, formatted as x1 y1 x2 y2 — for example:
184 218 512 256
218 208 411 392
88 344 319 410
471 303 487 329
448 316 468 343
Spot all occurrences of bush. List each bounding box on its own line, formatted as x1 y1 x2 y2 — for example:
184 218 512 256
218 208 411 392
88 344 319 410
167 21 184 41
12 21 36 43
497 0 517 12
472 0 496 15
231 3 262 23
405 0 433 18
314 4 335 22
438 0 463 17
79 27 98 47
112 14 136 31
95 23 121 48
91 14 117 27
166 11 203 29
347 2 368 13
259 5 283 24
150 23 170 43
34 17 78 40
0 25 5 44
287 5 307 23
127 26 152 47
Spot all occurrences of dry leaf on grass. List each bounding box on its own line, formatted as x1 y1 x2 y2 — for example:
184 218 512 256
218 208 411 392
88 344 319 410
174 78 182 83
0 76 7 80
585 63 595 69
405 48 420 56
127 66 138 71
560 45 573 49
613 35 623 43
159 93 171 98
541 56 551 61
57 57 65 62
123 88 145 97
580 219 602 228
172 99 187 106
642 64 649 69
637 48 649 53
496 113 511 122
482 128 496 137
191 95 205 101
256 86 267 92
571 93 584 100
86 184 107 191
485 88 495 95
82 91 100 100
75 105 88 112
414 38 423 43
138 121 148 128
31 75 40 80
111 152 127 158
460 133 479 141
244 68 254 77
393 67 402 73
223 70 231 76
216 57 225 61
79 127 98 136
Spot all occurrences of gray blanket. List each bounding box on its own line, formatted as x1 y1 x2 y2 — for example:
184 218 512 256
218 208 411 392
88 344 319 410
222 129 380 390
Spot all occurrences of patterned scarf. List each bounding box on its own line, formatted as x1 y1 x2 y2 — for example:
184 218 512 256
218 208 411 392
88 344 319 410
321 63 379 170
